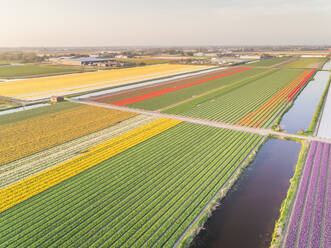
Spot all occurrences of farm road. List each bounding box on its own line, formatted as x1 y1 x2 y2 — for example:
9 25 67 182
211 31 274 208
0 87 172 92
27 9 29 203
69 99 331 145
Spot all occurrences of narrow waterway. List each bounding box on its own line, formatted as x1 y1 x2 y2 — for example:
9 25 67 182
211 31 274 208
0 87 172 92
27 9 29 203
280 71 330 133
190 139 301 248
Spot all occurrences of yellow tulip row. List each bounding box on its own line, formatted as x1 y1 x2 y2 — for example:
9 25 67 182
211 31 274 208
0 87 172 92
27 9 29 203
0 64 211 100
0 118 181 212
0 106 136 166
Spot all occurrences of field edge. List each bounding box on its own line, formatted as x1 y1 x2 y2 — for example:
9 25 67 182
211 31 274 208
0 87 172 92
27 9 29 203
269 141 308 248
175 136 267 248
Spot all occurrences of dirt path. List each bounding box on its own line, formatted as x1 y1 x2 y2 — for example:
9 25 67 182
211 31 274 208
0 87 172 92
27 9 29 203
69 99 331 145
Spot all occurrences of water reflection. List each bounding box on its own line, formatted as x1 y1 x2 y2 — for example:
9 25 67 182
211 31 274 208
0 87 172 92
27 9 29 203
280 71 330 133
190 139 301 248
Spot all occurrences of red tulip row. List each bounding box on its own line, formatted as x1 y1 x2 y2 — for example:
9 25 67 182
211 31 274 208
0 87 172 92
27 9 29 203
111 67 253 106
286 69 316 102
237 70 313 128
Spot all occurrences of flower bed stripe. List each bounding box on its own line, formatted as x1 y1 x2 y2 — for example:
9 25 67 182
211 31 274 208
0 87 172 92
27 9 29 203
0 118 181 212
0 115 158 189
111 67 253 106
309 143 329 247
283 141 331 248
284 141 317 248
237 69 314 128
286 69 316 102
296 142 322 247
322 147 331 248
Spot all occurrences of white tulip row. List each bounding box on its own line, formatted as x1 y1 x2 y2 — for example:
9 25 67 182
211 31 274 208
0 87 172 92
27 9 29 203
0 115 158 189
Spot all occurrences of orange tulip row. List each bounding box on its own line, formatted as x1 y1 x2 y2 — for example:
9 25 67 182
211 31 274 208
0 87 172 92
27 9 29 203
237 70 313 128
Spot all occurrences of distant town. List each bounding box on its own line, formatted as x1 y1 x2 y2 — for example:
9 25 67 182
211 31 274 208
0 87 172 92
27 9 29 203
1 45 330 69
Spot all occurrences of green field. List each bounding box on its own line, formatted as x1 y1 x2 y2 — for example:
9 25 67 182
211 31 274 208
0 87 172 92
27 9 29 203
282 57 327 69
0 102 79 126
0 101 19 111
249 57 290 67
165 69 304 127
0 60 21 65
0 64 86 79
0 122 262 248
128 68 268 110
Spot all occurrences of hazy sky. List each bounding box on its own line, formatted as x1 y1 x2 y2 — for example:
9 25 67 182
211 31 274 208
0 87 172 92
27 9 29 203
1 0 330 47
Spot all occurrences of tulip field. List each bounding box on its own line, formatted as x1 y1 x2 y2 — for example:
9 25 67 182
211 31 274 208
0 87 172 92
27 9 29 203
249 57 291 67
108 67 267 110
0 117 181 212
237 69 315 127
0 104 136 165
0 115 158 189
0 64 212 100
92 67 243 103
166 68 309 128
110 67 253 106
0 122 262 247
0 52 330 248
283 57 328 69
283 141 331 248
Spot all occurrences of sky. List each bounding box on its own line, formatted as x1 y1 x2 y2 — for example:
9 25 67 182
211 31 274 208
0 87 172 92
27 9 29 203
0 0 330 47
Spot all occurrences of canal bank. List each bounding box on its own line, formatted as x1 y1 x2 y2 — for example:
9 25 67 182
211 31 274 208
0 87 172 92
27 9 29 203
189 139 301 248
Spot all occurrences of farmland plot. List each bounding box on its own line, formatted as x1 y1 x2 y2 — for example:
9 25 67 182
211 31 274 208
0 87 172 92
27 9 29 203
0 64 212 100
92 67 241 103
0 123 262 248
0 115 157 189
0 64 84 79
237 69 315 127
283 141 330 248
109 68 269 110
166 69 307 128
249 57 291 67
0 118 180 211
111 67 254 107
284 57 327 69
0 104 136 165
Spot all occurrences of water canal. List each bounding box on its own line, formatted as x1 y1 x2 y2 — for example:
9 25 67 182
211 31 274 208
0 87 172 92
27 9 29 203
280 71 330 133
190 139 301 248
322 59 331 71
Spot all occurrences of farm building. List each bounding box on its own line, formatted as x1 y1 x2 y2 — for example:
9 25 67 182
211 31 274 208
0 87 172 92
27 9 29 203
211 58 248 65
50 96 64 103
240 54 261 59
49 57 116 67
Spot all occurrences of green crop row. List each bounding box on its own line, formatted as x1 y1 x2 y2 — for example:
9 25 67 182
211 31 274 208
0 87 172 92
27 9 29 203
164 68 277 114
249 57 290 67
0 64 87 79
173 69 303 126
282 57 328 69
0 115 156 189
127 68 266 110
0 122 261 248
0 101 80 126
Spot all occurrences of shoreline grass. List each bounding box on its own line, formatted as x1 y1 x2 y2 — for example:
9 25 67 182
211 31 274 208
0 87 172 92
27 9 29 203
177 136 267 248
270 141 308 248
304 76 331 135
